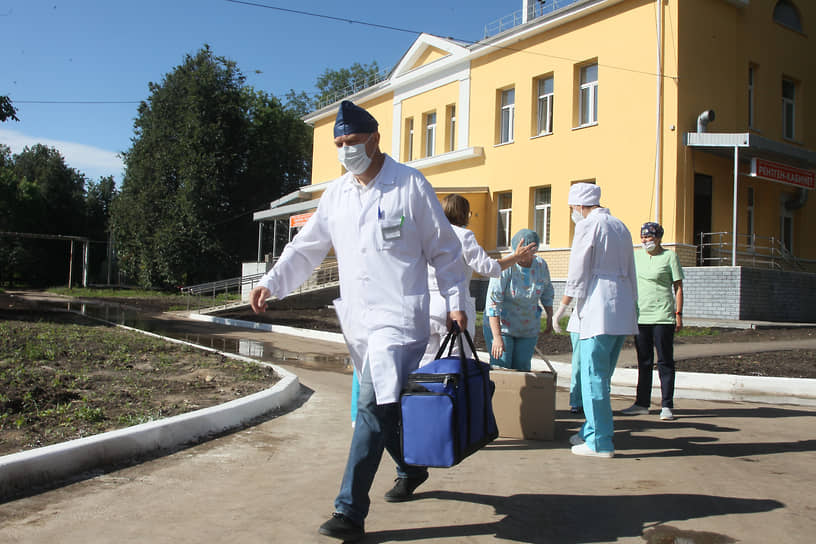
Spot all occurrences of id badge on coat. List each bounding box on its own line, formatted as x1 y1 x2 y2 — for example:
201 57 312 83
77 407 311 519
380 218 403 241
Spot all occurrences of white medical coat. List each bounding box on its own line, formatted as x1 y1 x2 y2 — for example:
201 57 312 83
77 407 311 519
422 225 501 364
258 155 466 404
564 208 638 339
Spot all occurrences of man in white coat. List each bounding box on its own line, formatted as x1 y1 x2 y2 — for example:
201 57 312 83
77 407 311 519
553 183 638 458
249 100 467 542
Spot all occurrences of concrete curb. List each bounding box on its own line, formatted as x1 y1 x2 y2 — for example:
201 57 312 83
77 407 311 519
0 326 301 502
194 314 816 406
532 359 816 407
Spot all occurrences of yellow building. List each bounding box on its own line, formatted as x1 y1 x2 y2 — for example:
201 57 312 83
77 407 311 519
253 0 816 320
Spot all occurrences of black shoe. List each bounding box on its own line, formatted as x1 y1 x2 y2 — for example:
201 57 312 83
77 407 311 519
318 513 364 542
570 406 583 414
384 473 429 502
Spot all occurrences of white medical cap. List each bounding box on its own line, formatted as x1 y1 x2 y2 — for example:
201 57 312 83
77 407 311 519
568 183 601 206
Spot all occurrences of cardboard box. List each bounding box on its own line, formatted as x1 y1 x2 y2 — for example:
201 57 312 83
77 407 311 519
491 368 556 441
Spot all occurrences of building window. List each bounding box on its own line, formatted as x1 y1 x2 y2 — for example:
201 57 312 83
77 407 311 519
496 192 512 248
536 76 554 135
773 0 803 32
579 64 598 126
782 78 796 140
404 117 414 161
533 187 551 246
746 187 755 247
424 111 437 157
499 88 515 144
748 65 756 129
446 104 456 152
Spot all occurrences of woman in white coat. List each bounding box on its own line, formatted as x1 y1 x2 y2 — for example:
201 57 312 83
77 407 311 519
420 194 535 365
553 183 638 458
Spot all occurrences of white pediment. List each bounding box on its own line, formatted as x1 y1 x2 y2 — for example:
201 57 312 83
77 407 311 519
390 33 470 79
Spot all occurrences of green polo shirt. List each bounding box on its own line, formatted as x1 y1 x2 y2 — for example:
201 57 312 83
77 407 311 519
634 248 684 324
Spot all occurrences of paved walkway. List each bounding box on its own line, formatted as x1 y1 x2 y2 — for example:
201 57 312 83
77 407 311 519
2 314 816 543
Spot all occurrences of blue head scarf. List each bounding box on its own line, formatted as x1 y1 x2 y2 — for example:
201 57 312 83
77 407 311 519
641 222 664 238
511 228 540 250
334 100 378 137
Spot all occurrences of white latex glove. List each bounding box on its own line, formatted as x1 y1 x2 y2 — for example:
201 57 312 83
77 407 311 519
552 304 568 334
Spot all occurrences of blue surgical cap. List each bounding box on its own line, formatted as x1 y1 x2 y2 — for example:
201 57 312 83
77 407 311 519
641 222 664 238
511 228 540 250
334 100 378 137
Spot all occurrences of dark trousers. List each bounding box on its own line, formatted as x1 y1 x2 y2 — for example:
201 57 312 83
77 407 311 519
634 324 676 408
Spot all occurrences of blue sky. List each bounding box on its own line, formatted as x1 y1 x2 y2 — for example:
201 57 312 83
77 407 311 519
1 0 520 184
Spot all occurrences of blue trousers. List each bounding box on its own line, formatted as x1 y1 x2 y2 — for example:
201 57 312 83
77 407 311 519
577 334 625 453
335 361 427 525
482 323 537 371
634 324 676 409
569 332 582 408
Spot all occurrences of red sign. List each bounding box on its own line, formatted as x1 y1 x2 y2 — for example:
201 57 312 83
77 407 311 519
750 158 814 190
289 212 314 228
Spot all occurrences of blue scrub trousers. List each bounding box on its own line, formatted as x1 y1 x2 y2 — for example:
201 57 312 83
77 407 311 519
569 332 582 408
577 334 626 453
335 360 427 525
482 322 537 371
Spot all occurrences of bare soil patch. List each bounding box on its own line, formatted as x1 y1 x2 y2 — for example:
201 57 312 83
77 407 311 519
0 293 279 457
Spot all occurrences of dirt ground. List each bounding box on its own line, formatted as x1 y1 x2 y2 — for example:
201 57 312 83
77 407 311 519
220 306 816 379
0 293 279 457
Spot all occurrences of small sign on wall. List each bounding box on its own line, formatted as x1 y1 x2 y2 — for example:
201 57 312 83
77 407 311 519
289 212 314 229
750 158 814 190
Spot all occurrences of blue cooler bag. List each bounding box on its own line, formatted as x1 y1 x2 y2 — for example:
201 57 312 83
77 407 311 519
400 325 498 468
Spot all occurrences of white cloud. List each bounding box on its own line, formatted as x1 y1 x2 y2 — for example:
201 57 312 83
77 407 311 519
0 128 124 182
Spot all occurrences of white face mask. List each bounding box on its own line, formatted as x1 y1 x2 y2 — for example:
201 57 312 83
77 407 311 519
337 135 372 175
571 208 585 224
642 241 656 252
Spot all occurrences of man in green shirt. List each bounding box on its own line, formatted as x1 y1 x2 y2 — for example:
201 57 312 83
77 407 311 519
621 222 684 421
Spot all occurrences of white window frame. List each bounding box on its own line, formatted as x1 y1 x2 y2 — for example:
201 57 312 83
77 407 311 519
533 187 551 246
496 192 512 248
579 64 598 126
782 78 796 140
448 105 456 152
748 65 755 129
499 88 515 144
537 77 554 135
425 112 437 158
406 118 414 161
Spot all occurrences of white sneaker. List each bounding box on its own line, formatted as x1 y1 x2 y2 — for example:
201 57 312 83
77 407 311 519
660 407 675 420
620 404 649 416
571 443 614 458
569 433 585 446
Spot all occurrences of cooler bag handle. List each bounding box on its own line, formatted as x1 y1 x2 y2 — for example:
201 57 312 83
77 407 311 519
444 323 491 450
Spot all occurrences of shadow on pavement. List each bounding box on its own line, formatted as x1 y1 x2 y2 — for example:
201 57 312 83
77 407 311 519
364 491 783 543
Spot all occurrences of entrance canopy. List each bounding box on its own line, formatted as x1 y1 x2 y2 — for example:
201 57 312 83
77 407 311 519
685 132 816 265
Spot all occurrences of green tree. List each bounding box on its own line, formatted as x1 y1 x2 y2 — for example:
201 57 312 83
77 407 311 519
285 61 383 115
112 45 312 289
0 144 89 286
0 96 19 123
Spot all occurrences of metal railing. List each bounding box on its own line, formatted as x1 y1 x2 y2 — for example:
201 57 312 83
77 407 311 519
697 232 803 271
314 68 392 111
483 0 581 38
181 259 340 313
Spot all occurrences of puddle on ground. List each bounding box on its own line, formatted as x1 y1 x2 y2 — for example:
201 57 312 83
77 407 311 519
642 525 736 544
49 299 352 373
